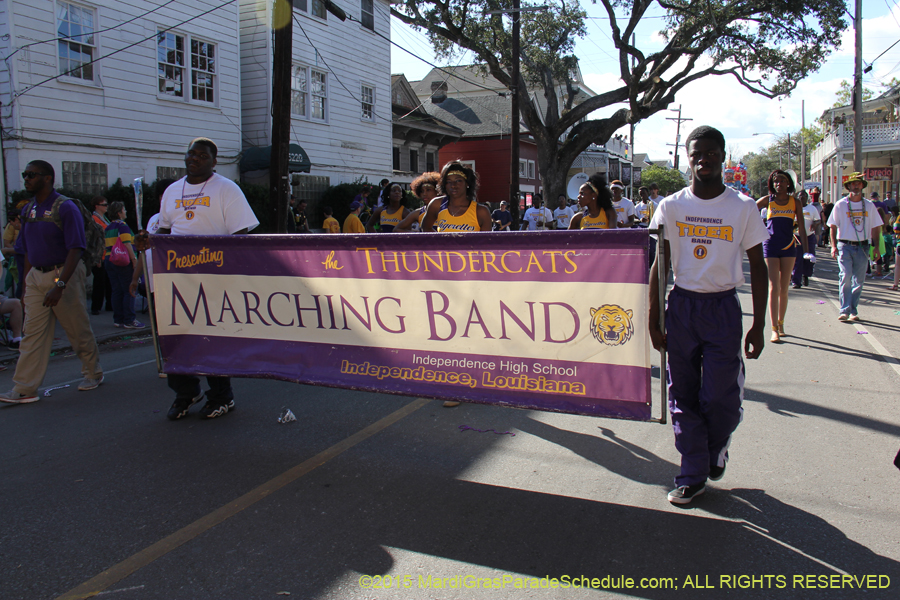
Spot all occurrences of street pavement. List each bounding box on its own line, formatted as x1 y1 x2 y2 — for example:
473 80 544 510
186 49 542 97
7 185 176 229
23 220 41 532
1 250 898 600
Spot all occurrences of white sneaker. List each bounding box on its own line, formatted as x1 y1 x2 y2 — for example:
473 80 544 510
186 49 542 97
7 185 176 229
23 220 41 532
0 389 39 404
78 375 105 391
838 314 849 322
848 314 860 322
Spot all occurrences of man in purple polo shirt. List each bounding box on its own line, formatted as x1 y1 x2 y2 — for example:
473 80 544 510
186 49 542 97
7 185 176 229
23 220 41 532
0 160 103 404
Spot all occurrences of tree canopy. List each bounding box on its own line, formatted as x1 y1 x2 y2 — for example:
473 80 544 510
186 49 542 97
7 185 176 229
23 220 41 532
392 0 848 199
639 164 686 196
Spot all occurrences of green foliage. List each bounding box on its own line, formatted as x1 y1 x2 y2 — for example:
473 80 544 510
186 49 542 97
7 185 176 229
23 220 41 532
319 182 365 229
393 0 848 201
639 165 687 196
236 182 274 233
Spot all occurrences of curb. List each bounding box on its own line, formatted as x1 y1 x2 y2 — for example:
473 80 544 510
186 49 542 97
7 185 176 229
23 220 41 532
0 327 153 365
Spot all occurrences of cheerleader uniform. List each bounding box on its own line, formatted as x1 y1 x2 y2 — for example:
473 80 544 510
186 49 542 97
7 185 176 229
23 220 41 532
762 196 799 258
434 199 480 232
379 206 404 233
579 209 613 229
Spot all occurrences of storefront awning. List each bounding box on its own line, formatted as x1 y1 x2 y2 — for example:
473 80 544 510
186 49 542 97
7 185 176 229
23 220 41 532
240 144 311 173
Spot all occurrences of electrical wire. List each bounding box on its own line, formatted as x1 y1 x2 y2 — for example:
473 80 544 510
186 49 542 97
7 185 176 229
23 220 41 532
2 0 180 62
6 0 238 104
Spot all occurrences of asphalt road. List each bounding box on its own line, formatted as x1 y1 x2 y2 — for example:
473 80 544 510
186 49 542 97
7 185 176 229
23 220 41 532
1 251 899 600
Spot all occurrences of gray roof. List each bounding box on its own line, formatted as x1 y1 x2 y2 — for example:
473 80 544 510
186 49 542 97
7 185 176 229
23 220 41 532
423 94 528 138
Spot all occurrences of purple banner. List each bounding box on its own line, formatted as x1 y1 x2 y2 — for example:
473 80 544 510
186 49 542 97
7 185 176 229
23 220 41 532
150 231 653 420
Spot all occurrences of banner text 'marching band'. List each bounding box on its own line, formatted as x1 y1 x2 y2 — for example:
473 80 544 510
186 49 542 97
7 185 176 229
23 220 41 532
151 231 652 420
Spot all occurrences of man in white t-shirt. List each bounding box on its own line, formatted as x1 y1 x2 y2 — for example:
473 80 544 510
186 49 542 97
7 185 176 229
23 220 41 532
791 191 820 288
826 172 882 322
649 126 769 506
521 195 553 231
610 180 636 227
553 194 575 230
157 137 260 421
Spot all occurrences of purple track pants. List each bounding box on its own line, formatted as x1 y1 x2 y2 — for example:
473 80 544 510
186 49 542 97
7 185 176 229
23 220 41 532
665 286 745 487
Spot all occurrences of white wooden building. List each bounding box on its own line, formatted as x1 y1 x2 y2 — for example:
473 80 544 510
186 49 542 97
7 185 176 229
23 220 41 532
0 0 244 202
238 0 393 203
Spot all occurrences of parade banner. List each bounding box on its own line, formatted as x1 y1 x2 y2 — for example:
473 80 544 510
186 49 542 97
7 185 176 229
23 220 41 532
150 231 652 420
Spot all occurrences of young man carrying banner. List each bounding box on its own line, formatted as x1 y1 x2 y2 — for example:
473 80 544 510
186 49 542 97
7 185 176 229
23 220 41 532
156 138 259 420
649 126 769 505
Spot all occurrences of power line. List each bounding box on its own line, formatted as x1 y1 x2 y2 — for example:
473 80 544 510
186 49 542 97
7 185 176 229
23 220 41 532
6 0 238 105
2 0 180 62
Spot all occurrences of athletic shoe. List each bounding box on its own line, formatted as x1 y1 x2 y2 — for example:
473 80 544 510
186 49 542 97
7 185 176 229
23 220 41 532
668 483 706 505
791 284 802 289
848 314 860 322
709 464 726 481
838 314 849 321
123 320 145 329
802 276 809 286
167 391 205 421
114 323 124 328
0 389 39 404
199 398 235 419
77 375 104 391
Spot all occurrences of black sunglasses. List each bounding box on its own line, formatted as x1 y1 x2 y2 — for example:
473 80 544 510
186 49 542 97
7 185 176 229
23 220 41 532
22 171 47 180
96 203 108 207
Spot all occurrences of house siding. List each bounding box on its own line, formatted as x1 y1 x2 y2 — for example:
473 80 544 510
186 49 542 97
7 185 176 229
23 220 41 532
2 0 243 195
238 0 392 185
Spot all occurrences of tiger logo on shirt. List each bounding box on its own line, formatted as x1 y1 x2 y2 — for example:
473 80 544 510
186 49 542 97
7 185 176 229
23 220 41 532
589 304 634 346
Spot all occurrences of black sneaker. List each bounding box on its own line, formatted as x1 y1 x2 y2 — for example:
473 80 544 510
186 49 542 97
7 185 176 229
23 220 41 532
668 483 706 505
802 275 809 286
199 398 235 419
709 464 726 481
167 391 204 421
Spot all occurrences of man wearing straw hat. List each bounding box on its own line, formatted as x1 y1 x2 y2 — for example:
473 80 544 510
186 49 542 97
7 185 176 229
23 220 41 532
826 172 882 322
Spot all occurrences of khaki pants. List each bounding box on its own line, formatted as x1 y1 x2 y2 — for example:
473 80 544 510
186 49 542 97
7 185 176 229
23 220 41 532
13 262 102 395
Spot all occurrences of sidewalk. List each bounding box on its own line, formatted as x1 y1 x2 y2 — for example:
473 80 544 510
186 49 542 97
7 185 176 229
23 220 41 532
0 301 152 367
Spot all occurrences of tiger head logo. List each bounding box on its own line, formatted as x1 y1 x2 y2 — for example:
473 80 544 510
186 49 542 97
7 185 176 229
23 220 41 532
589 304 634 346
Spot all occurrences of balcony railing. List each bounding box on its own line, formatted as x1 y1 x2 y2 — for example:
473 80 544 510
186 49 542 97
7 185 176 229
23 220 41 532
810 122 900 164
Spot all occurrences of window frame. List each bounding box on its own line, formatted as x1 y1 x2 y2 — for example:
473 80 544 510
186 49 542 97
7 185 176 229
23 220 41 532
56 0 99 84
296 0 328 21
409 148 418 173
360 83 375 122
392 147 401 171
62 160 108 195
360 0 375 31
156 28 218 106
291 65 328 123
426 151 435 173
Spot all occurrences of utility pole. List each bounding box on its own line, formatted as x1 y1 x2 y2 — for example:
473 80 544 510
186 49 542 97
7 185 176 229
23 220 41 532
853 0 863 172
270 0 346 233
511 0 521 222
270 0 293 234
666 105 692 171
800 100 806 189
628 33 635 199
484 5 546 227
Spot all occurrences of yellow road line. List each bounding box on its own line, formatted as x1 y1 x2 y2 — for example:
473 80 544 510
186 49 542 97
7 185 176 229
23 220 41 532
55 397 430 600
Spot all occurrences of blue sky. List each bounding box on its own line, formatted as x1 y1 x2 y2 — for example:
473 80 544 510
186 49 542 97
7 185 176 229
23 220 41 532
389 2 900 168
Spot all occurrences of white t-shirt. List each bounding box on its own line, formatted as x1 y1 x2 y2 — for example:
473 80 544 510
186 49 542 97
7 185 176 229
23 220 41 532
826 196 879 243
158 174 259 235
650 187 770 293
802 204 820 236
523 206 553 230
553 206 575 230
612 198 636 225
